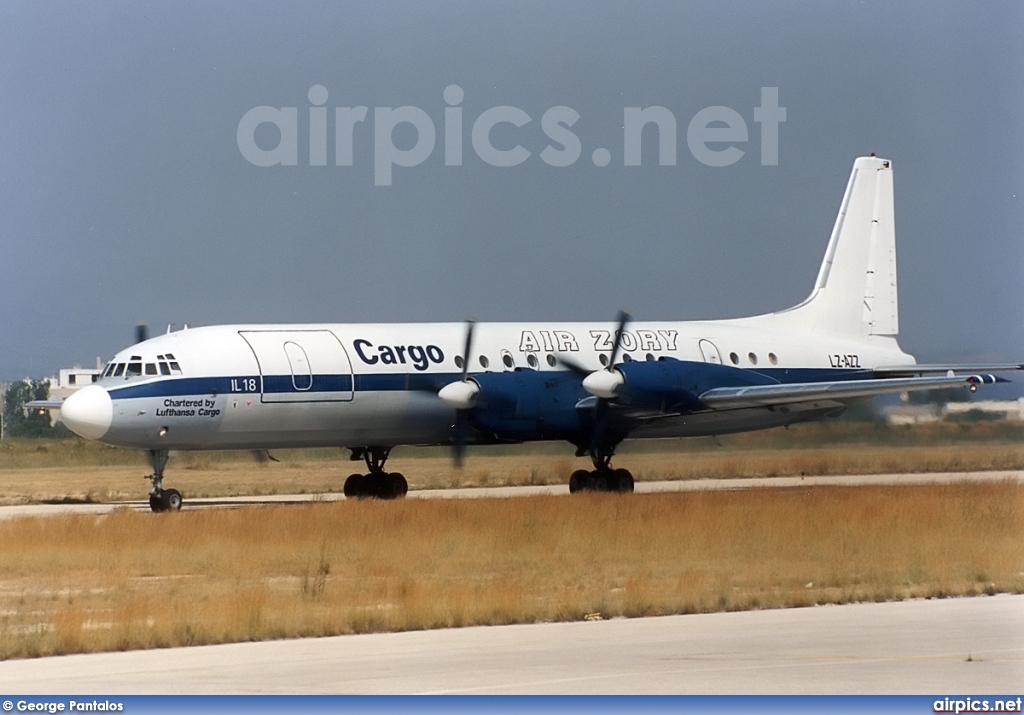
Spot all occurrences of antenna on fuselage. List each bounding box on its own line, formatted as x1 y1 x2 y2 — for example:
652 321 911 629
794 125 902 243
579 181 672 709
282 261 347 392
135 323 149 344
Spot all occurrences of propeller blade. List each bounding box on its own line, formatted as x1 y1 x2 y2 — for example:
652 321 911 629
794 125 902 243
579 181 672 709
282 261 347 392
556 354 591 379
452 416 469 468
461 319 476 382
607 310 630 368
251 449 279 464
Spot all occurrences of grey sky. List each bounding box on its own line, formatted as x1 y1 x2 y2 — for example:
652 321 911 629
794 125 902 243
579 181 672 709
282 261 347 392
1 1 1021 382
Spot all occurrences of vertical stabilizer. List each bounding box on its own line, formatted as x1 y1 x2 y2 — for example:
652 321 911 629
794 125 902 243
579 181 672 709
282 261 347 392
778 156 898 336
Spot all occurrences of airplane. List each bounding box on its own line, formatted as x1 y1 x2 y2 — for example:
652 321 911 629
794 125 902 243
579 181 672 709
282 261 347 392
59 155 1020 511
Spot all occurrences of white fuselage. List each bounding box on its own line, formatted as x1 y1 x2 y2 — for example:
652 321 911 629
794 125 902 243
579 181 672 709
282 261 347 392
83 318 912 451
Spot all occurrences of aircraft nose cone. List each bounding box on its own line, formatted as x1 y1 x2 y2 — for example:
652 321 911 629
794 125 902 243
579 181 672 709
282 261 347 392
61 384 113 440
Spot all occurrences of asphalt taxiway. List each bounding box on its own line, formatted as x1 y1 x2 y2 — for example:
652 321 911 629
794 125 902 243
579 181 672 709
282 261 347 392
1 595 1021 694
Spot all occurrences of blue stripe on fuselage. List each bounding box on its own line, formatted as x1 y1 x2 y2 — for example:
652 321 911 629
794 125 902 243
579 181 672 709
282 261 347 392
104 367 877 401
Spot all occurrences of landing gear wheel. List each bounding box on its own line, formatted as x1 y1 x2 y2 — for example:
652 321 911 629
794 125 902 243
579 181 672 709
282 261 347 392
387 473 408 499
162 489 183 511
343 447 409 500
592 472 610 492
613 468 635 493
148 488 183 512
569 470 589 493
343 473 365 498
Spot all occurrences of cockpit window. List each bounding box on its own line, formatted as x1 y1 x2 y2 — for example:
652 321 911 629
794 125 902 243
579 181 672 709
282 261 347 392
106 353 181 379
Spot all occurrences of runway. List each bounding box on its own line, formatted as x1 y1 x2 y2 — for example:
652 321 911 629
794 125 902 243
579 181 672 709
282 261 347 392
0 470 1020 520
1 595 1021 694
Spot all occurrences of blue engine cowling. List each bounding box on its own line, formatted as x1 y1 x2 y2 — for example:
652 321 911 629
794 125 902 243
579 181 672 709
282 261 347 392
467 370 589 441
462 360 780 443
613 358 780 411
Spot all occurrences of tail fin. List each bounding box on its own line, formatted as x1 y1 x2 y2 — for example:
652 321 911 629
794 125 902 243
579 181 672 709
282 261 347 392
774 156 898 336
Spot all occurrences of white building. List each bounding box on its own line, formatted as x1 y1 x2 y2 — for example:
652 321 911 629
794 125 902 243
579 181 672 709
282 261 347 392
943 398 1024 421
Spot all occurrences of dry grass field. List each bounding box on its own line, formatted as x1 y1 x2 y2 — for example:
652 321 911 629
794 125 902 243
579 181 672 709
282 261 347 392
0 482 1021 660
1 421 1022 505
0 421 1021 660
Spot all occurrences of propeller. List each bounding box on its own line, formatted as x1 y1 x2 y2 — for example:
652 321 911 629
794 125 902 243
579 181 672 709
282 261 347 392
556 311 631 464
559 310 630 399
436 320 479 466
438 320 479 410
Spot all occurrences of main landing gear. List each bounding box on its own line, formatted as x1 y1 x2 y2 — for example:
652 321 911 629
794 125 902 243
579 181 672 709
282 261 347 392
343 447 408 500
147 448 183 512
568 450 635 494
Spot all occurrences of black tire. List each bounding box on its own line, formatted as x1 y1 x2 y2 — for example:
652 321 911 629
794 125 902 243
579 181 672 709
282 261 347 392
149 493 166 513
343 473 364 498
593 473 609 492
162 488 183 511
613 468 635 493
388 472 408 499
569 470 589 493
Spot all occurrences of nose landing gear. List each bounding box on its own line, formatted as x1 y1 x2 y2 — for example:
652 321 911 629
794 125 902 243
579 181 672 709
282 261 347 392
146 448 183 512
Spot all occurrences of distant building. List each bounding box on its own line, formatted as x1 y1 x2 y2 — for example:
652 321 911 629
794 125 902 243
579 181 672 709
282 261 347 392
883 398 1024 424
881 404 942 425
943 398 1024 421
22 360 105 426
48 365 103 401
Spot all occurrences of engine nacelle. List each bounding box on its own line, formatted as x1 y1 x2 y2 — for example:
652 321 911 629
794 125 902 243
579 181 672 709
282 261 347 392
467 370 588 441
614 358 780 411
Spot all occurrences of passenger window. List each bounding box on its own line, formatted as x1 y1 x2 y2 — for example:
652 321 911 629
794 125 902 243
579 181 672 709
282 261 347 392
145 363 158 375
599 354 608 367
478 356 490 369
501 353 514 369
546 354 557 368
527 354 538 368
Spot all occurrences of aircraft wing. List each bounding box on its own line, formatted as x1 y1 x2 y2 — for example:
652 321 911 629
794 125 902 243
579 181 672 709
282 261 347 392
24 399 65 410
872 363 1024 378
698 373 1005 411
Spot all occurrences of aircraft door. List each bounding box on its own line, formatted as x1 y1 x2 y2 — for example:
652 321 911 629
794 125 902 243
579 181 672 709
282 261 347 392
239 330 354 403
698 339 723 364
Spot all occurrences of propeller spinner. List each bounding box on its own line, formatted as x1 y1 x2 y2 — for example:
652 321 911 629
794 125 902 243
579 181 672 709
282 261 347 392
561 310 630 399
